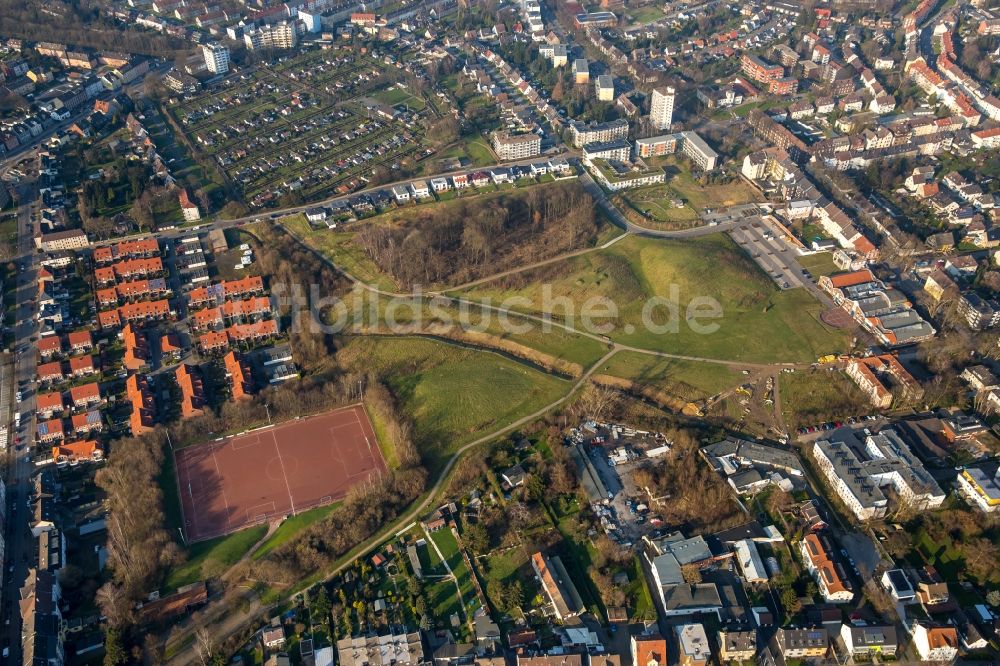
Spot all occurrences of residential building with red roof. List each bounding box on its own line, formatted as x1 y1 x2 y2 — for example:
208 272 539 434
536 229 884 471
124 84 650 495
175 364 205 419
36 392 64 419
192 307 224 330
67 330 93 353
800 533 853 602
126 374 155 436
122 323 148 371
70 410 103 436
530 551 583 620
68 355 96 377
198 330 229 353
179 189 201 222
160 333 182 359
37 362 64 383
98 309 121 329
53 440 103 464
223 351 254 400
36 418 65 443
631 635 668 666
37 336 62 359
111 257 163 281
847 355 923 408
188 276 265 309
69 382 102 409
97 287 119 309
116 299 170 326
226 319 278 344
222 296 272 321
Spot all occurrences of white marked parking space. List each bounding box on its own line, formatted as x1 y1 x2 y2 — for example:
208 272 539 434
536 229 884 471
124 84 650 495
729 220 806 290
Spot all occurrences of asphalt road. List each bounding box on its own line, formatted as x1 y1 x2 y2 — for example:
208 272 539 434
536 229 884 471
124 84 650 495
2 178 42 661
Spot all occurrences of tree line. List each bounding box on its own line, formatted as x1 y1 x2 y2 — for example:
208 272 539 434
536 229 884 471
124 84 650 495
355 182 600 288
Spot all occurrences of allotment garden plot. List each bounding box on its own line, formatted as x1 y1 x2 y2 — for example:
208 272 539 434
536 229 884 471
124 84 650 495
169 50 431 207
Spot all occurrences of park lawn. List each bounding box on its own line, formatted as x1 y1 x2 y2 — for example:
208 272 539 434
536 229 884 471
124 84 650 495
338 336 573 475
780 368 870 430
624 5 664 22
375 86 427 111
796 252 839 277
461 234 852 364
648 156 763 211
619 186 700 226
597 351 743 401
335 289 609 371
437 135 496 168
281 214 399 290
252 503 342 561
0 213 18 245
165 525 268 591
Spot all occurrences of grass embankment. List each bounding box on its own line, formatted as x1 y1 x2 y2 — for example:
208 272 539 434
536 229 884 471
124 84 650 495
596 351 743 401
338 336 573 475
461 234 851 364
165 526 268 591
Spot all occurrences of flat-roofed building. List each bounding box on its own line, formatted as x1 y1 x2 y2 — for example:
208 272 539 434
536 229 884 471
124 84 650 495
812 428 945 521
957 463 1000 513
718 628 756 662
773 628 827 659
650 87 675 131
337 632 425 666
492 132 541 161
676 624 710 666
595 74 614 101
840 624 898 658
733 539 767 583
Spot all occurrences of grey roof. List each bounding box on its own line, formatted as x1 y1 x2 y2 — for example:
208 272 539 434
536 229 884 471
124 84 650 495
651 552 683 586
844 625 898 648
814 428 944 512
661 583 722 612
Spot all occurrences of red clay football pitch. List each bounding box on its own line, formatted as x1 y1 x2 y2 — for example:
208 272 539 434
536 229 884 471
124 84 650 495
175 404 387 542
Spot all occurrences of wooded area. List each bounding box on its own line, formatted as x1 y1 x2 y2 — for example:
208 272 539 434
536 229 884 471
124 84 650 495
0 0 190 57
355 182 600 288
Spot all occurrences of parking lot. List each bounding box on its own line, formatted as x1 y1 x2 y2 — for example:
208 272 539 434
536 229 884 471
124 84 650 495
169 50 433 208
729 220 808 290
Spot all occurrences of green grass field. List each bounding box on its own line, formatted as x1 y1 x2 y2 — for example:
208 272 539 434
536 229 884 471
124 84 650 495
597 351 742 400
375 86 427 111
165 525 268 591
338 336 573 474
796 252 840 277
619 186 700 226
647 156 763 211
624 5 665 22
426 528 479 635
252 503 341 561
780 368 870 430
281 214 399 290
460 234 851 363
436 134 496 168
